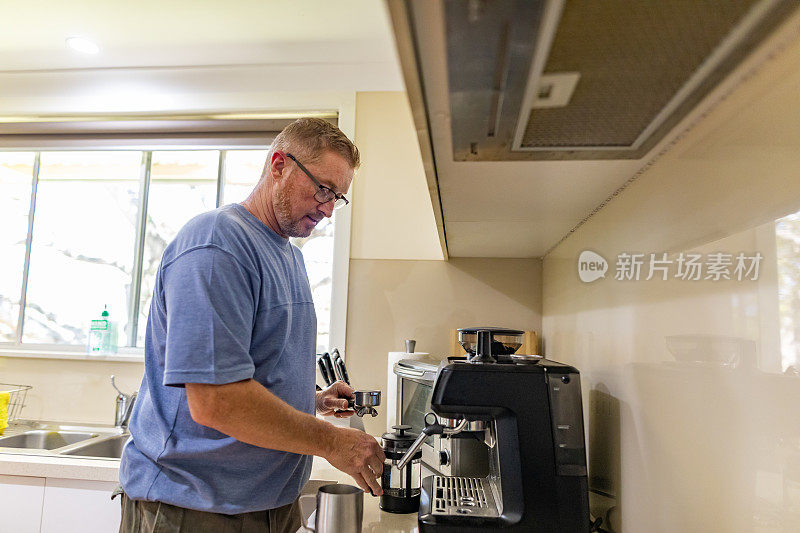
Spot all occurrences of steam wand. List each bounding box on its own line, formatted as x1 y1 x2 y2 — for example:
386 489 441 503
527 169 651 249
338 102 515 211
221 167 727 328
397 413 468 470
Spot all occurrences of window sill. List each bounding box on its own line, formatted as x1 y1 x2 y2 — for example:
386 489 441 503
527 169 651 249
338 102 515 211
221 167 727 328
0 348 144 363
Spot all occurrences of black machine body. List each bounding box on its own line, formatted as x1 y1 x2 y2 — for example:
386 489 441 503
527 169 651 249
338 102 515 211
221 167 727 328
417 358 591 532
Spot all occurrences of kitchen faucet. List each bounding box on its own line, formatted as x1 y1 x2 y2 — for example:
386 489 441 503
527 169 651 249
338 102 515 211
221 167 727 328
111 375 138 429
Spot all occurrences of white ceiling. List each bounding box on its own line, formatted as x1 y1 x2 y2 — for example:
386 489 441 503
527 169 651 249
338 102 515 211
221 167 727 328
0 0 404 115
0 0 399 70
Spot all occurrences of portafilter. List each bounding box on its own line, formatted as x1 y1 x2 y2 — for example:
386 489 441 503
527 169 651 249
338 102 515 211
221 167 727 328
347 390 381 417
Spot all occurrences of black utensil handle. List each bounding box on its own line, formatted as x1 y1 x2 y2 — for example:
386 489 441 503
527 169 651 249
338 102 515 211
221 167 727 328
317 357 332 386
332 348 351 386
338 358 351 385
335 357 351 386
321 352 336 383
332 355 345 382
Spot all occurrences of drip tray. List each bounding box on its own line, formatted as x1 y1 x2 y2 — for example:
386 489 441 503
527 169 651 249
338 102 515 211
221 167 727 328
431 476 499 518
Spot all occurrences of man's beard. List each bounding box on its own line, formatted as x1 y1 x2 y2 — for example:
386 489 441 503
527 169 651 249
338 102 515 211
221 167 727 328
274 181 313 238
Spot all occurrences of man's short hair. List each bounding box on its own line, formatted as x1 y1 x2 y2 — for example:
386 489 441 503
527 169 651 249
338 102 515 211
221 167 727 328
271 117 360 169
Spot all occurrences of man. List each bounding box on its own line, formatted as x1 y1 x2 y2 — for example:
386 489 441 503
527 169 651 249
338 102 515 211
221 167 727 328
118 118 385 532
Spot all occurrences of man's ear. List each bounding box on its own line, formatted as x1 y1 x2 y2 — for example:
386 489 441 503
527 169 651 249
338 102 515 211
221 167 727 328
268 151 287 182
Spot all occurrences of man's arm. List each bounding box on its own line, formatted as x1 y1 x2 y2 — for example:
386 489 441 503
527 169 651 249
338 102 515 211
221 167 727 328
185 379 385 495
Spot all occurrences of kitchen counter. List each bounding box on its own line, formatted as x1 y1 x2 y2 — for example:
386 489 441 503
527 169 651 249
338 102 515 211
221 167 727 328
0 454 420 532
0 422 420 533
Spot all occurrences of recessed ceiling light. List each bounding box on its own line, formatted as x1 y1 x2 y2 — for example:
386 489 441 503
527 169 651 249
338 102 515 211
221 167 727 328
65 37 100 54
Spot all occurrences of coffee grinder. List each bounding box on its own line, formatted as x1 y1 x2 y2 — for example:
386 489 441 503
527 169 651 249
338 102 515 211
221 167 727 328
397 329 591 531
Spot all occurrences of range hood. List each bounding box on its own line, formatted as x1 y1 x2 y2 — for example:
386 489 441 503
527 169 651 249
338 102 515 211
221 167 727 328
391 0 797 162
386 0 800 258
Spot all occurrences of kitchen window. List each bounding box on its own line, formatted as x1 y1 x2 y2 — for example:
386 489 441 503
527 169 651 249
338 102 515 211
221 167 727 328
0 147 338 356
776 209 800 372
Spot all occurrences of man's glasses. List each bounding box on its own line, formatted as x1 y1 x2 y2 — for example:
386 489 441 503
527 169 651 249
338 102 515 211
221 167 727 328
285 153 349 210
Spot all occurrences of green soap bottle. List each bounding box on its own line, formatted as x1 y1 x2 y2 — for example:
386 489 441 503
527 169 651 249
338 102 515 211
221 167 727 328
87 305 118 356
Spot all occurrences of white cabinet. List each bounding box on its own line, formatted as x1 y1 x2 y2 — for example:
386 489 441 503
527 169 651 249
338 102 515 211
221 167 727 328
0 475 119 533
40 479 119 533
0 474 46 533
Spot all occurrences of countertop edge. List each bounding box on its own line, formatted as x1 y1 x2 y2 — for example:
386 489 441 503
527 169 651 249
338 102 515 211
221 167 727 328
0 453 120 482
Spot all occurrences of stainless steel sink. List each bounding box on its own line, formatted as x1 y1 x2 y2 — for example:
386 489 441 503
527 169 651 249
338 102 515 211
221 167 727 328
61 434 130 459
0 430 101 450
0 421 124 458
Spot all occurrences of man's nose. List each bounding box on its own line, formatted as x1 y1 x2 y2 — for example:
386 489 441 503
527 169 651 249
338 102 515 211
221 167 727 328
317 199 335 218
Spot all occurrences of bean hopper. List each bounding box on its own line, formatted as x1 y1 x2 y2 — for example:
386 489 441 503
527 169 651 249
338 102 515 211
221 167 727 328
380 425 422 513
457 327 540 363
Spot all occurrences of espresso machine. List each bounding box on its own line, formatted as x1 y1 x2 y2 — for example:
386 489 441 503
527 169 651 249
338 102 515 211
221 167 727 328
397 329 591 532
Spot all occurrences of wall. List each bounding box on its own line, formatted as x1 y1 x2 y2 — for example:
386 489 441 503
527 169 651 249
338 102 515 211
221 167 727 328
0 358 143 424
351 91 444 260
345 257 542 435
542 19 800 533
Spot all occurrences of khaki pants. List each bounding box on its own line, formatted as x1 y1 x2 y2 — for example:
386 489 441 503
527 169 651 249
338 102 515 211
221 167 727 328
117 491 302 533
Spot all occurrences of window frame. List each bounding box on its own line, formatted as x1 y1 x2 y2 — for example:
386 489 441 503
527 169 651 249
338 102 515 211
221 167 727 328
0 109 354 361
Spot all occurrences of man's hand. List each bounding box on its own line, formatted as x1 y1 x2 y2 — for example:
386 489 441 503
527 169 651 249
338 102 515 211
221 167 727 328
326 427 385 496
316 381 355 418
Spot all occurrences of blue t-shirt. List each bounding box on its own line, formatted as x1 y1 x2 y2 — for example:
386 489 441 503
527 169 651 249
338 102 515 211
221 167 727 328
119 203 317 514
